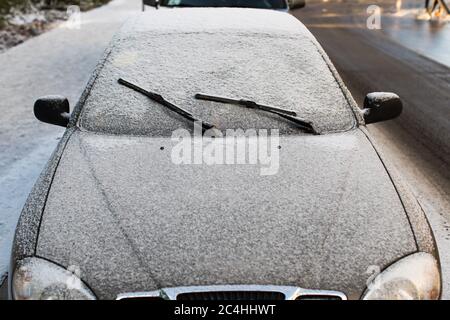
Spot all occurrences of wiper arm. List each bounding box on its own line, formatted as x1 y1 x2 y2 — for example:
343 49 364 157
118 78 214 131
195 93 317 134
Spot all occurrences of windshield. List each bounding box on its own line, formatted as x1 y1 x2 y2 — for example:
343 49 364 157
161 0 287 9
78 11 357 137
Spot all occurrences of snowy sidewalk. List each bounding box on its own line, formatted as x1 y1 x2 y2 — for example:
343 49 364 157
0 0 141 284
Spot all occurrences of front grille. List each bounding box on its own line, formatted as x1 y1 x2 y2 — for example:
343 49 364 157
117 285 347 300
177 291 286 301
295 295 343 300
117 296 164 301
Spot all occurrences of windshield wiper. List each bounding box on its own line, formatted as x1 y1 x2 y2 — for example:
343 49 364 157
195 93 317 134
118 78 214 131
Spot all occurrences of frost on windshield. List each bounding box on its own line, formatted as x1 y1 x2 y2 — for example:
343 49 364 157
79 10 356 136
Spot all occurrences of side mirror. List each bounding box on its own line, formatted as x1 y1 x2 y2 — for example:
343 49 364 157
288 0 306 10
362 92 403 124
142 0 159 11
34 95 70 127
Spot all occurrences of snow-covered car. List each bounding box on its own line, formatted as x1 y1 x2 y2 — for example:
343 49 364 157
8 9 440 300
142 0 305 11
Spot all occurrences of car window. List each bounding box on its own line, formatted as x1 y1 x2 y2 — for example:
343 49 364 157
162 0 288 9
79 32 356 136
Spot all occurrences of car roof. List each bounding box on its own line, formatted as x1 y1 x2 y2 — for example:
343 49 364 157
76 9 357 136
125 7 308 35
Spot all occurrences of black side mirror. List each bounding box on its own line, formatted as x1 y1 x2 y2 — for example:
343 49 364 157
34 95 70 127
362 92 403 124
288 0 306 10
142 0 159 11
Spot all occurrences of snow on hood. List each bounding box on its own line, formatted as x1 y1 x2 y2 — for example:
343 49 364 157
36 129 416 299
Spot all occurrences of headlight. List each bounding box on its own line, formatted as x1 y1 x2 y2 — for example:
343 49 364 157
12 257 96 300
362 252 440 300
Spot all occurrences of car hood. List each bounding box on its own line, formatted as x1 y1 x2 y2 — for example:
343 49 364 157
36 129 417 299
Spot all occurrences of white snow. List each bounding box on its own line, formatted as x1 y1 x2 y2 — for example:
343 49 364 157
123 7 313 35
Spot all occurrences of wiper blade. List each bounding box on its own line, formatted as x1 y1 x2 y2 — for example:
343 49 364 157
195 93 297 116
118 78 214 131
195 93 317 134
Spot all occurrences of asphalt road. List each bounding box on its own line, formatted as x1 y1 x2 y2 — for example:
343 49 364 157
0 0 449 299
293 0 450 298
